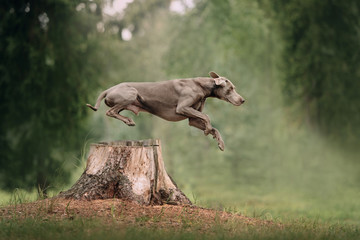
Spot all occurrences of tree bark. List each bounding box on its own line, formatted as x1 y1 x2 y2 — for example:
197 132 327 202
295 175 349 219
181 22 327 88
57 139 191 205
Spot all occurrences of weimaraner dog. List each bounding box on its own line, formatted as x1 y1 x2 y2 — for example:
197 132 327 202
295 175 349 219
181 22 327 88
87 72 245 151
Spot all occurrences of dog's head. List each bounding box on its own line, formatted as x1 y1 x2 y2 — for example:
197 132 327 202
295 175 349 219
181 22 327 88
210 71 245 106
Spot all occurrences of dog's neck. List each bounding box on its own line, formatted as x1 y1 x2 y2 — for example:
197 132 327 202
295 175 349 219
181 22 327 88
196 77 217 98
209 84 220 98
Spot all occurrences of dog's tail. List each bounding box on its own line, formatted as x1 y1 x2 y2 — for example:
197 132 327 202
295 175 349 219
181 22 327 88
86 90 107 111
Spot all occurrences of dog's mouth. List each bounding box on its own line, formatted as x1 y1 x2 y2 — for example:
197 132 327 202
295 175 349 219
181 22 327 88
227 97 245 106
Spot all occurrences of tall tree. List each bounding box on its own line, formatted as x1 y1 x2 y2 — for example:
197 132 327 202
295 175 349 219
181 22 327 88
267 0 360 143
0 0 103 190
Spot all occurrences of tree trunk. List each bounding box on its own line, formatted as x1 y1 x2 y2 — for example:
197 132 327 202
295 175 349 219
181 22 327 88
57 139 191 205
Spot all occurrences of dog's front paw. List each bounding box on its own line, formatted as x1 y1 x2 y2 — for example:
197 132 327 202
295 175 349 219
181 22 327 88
125 119 136 126
212 128 225 151
218 140 225 151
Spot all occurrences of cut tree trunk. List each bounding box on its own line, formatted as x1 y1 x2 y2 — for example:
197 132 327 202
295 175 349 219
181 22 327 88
58 139 191 205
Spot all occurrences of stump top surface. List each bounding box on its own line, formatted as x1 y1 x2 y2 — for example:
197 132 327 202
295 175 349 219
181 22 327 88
92 139 160 147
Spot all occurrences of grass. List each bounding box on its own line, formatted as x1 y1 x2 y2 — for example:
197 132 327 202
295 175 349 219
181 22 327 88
0 214 359 240
197 189 360 225
1 190 360 240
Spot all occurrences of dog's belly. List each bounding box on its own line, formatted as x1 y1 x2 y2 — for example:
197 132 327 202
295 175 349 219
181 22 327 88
133 101 186 122
146 106 188 122
154 110 188 122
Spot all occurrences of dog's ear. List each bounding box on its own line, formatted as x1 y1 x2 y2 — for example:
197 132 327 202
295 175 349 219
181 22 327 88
209 71 220 78
214 78 226 86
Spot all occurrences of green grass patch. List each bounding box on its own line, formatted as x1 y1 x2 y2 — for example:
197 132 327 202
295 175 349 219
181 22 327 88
0 217 359 240
1 188 359 239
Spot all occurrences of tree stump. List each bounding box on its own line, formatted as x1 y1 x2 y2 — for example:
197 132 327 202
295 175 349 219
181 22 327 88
58 139 191 205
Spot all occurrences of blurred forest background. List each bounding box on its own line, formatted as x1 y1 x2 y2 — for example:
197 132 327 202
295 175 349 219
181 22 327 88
1 0 359 223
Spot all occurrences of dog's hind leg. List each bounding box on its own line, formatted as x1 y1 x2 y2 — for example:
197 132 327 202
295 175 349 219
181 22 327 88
104 86 139 126
106 105 136 126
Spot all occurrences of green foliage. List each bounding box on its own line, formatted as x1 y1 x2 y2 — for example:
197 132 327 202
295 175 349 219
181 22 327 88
0 0 104 190
266 0 360 143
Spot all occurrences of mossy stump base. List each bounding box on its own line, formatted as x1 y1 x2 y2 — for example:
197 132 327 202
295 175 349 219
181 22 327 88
58 139 191 205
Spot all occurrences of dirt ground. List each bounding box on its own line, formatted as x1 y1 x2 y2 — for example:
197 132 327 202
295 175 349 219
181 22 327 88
0 198 276 231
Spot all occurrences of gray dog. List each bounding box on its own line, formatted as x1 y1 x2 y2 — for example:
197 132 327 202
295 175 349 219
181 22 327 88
87 72 245 151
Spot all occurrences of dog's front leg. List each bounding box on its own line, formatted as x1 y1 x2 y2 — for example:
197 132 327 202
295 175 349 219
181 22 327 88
176 96 213 134
188 118 225 151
